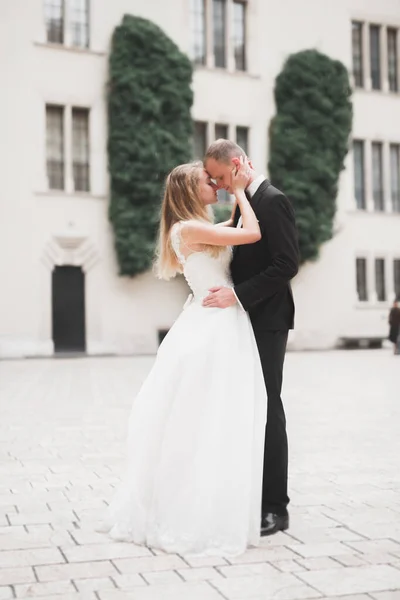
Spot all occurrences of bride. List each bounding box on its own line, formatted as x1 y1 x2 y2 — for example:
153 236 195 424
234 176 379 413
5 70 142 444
101 157 268 557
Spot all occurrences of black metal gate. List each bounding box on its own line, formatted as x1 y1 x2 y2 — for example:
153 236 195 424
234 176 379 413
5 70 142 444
52 266 86 353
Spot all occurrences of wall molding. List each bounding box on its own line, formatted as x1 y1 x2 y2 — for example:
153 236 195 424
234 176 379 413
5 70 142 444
42 231 100 272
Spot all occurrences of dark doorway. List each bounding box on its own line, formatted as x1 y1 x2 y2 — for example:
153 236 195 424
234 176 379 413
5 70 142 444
158 329 169 345
52 266 86 353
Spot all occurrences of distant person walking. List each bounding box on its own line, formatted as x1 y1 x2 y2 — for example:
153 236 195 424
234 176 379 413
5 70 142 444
388 299 400 355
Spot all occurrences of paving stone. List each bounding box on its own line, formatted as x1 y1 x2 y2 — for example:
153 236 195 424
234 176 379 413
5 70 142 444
16 595 97 600
345 539 400 555
0 547 65 568
333 554 366 567
62 542 151 563
74 577 117 593
177 567 222 581
228 546 299 564
298 564 400 596
295 556 342 570
298 596 369 600
14 581 75 597
288 542 350 558
270 559 307 573
36 561 118 582
217 562 280 578
98 582 225 600
0 567 36 586
212 572 322 599
111 573 147 589
113 554 187 574
141 570 182 585
182 555 229 568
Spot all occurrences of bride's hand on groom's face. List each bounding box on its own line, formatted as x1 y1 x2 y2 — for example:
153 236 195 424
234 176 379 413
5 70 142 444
231 156 250 193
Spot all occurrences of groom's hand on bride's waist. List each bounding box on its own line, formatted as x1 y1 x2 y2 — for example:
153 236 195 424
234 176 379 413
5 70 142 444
202 287 237 309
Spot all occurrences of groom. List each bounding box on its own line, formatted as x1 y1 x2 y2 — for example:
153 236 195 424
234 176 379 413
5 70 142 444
203 139 299 536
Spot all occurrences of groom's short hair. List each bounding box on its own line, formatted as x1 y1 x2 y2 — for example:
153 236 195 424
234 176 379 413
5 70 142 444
205 139 246 164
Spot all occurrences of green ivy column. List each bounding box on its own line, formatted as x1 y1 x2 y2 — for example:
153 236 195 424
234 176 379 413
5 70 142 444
108 15 193 276
268 49 353 264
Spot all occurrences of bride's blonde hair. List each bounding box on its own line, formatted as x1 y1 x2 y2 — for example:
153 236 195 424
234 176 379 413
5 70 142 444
154 162 224 280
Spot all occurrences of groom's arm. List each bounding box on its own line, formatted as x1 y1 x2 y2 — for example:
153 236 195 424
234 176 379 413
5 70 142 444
234 193 299 311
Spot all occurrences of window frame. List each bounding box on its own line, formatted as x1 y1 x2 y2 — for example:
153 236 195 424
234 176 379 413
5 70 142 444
372 141 384 212
44 0 65 45
190 0 207 65
72 107 90 192
352 21 364 87
356 257 368 302
233 0 246 72
193 121 208 160
375 258 386 302
236 125 249 154
369 24 382 91
46 104 65 191
353 140 366 210
43 0 90 49
390 143 400 213
394 259 400 300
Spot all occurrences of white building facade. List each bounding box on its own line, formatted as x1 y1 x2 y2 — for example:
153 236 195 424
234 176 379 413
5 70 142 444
0 0 399 358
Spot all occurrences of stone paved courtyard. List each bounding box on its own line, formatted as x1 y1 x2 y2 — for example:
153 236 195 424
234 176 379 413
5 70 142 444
0 349 399 600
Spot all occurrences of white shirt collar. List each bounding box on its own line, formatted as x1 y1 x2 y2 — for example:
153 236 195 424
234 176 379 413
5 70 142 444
246 174 266 198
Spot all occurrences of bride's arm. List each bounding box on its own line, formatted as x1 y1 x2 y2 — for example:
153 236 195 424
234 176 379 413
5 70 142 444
183 160 260 246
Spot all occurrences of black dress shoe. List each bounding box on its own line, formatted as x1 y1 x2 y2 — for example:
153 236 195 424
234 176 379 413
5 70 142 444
260 512 289 537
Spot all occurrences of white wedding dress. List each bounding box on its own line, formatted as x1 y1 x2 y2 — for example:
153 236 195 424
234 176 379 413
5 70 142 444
101 222 267 556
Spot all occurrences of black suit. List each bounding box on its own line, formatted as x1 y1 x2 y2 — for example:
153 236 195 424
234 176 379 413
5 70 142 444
231 179 299 516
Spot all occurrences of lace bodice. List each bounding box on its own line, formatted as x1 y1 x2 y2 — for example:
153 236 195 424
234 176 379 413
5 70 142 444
171 222 233 303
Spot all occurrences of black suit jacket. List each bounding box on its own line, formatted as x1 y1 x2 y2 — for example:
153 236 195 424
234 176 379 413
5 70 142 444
231 179 299 331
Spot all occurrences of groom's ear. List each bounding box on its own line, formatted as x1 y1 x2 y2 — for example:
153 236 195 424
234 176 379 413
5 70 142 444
231 157 240 168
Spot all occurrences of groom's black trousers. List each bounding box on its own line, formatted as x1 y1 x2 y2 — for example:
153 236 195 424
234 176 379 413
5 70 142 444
253 329 289 517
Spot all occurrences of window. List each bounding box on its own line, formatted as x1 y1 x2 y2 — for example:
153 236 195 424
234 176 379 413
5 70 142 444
236 126 249 154
45 0 64 44
370 25 381 90
356 258 368 301
72 108 90 192
215 123 228 139
191 0 247 71
46 105 64 190
70 0 89 48
372 142 384 211
352 21 363 87
388 28 398 92
190 0 206 65
353 140 366 209
390 144 400 213
44 0 89 48
375 258 386 301
213 0 226 68
352 21 400 93
394 260 400 299
233 1 246 71
193 121 207 159
46 104 91 193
